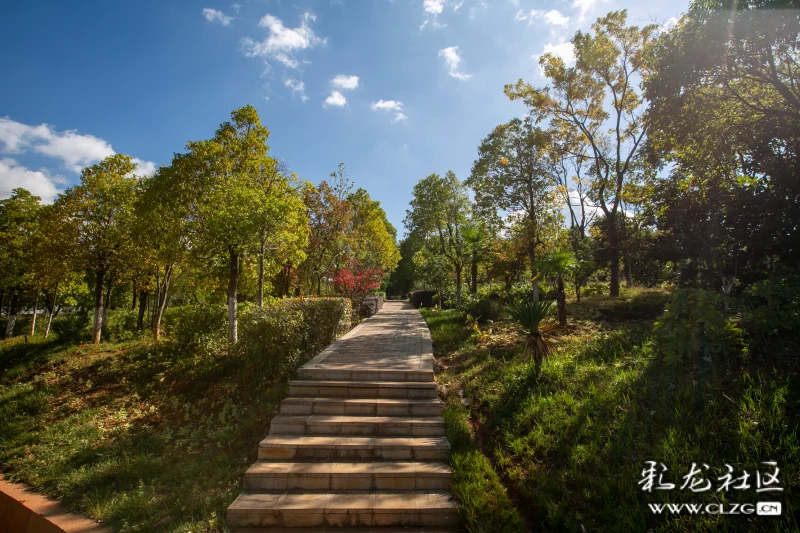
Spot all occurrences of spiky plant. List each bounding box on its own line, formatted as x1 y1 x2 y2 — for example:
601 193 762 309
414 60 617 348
506 299 558 372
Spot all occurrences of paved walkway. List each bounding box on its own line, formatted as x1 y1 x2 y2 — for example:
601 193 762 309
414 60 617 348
227 301 458 531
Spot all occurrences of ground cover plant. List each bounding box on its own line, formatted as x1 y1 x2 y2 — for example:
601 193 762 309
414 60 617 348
0 298 351 532
425 287 799 533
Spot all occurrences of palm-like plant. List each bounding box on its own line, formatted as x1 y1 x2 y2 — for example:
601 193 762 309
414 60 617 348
506 299 558 372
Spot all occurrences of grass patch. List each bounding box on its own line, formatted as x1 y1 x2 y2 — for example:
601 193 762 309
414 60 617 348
0 335 298 532
424 291 800 533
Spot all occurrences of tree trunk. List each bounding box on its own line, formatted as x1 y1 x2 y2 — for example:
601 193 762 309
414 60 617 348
607 217 620 297
557 275 567 326
455 264 462 308
137 290 148 331
258 235 266 308
227 247 240 344
132 283 137 310
92 270 105 344
29 293 39 336
0 290 4 317
102 282 112 333
3 294 18 339
625 250 632 287
527 241 540 302
153 265 172 341
45 287 58 338
575 280 581 304
470 249 478 294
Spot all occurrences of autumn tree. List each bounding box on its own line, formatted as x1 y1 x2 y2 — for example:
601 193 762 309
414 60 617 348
506 10 657 296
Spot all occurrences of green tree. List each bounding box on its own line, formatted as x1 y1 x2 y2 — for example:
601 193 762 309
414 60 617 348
405 171 471 307
52 154 138 344
468 117 562 302
0 189 41 338
506 10 657 296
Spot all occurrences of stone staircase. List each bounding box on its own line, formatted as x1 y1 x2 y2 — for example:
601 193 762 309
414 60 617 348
226 302 459 531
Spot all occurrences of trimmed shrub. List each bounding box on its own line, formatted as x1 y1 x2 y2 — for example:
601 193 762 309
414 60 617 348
360 296 384 318
237 298 352 380
654 289 742 365
163 305 227 348
410 290 437 309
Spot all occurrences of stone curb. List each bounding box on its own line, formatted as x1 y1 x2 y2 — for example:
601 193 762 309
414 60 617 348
0 475 110 533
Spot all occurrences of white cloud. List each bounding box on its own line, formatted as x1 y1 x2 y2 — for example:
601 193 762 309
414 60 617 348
371 100 407 123
331 74 359 90
231 3 241 14
202 8 233 26
663 16 679 29
323 91 347 108
420 0 447 30
424 0 445 15
132 158 157 176
285 79 309 101
371 100 403 111
517 9 569 27
241 12 325 69
452 1 464 11
534 41 576 70
0 117 157 176
572 0 600 22
438 46 471 80
0 158 65 203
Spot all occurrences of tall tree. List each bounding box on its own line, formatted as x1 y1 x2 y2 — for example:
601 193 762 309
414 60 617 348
405 171 471 307
506 10 657 296
468 117 561 302
169 105 268 343
0 189 41 338
52 154 138 344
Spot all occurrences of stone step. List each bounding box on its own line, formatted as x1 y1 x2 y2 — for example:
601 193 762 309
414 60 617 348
297 367 435 383
243 461 451 491
227 490 459 528
269 415 445 437
280 397 442 417
289 380 438 399
259 436 450 461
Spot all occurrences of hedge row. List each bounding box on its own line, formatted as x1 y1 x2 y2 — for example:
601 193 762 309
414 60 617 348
165 298 352 380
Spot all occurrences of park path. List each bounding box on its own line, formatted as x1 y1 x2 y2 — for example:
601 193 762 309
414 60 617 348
226 301 459 532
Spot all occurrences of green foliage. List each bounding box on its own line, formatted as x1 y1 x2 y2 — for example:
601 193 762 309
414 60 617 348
654 289 742 364
163 305 228 349
466 297 503 323
102 309 140 342
49 311 91 342
506 299 557 370
236 298 352 380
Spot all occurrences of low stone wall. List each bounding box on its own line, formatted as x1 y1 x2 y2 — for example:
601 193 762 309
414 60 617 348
0 475 110 533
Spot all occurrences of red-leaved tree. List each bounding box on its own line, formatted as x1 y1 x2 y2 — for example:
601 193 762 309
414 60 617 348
332 259 384 310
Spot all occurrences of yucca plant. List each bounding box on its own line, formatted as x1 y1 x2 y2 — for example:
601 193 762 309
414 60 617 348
506 299 558 372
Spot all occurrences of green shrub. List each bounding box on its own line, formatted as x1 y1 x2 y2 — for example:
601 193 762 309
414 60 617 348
467 297 503 323
237 298 352 380
102 309 139 342
50 311 91 342
596 292 669 321
162 305 227 348
653 289 742 364
583 282 606 297
741 270 800 343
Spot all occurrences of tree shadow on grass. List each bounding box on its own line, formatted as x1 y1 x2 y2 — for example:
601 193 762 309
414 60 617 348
482 322 799 533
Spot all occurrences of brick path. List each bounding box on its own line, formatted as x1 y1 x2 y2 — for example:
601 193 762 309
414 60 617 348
227 301 458 531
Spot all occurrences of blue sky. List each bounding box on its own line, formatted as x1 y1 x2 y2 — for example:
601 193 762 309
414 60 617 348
0 0 687 234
